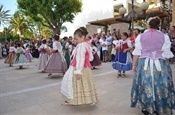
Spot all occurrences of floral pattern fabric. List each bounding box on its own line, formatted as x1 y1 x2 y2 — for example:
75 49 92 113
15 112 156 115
131 58 175 114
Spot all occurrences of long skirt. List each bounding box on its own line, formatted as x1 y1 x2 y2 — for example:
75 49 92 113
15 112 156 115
44 53 67 73
14 54 29 66
4 52 16 64
61 66 98 105
25 52 33 61
112 52 132 71
35 49 39 58
90 53 101 67
131 58 175 114
64 51 70 68
38 53 48 71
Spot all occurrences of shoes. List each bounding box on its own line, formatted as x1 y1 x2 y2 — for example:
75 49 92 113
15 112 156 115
122 73 126 77
61 101 71 106
117 73 121 78
141 109 149 115
47 73 52 78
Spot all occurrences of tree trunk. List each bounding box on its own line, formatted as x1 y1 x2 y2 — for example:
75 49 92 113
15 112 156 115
53 26 61 35
172 0 175 26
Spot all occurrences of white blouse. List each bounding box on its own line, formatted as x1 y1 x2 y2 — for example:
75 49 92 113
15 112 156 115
16 47 25 53
132 34 174 59
52 41 62 53
38 44 48 51
9 47 16 52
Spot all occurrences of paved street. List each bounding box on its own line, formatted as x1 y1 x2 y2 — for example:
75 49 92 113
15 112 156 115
0 58 175 115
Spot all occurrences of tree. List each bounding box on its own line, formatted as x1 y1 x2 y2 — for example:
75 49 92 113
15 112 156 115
9 11 29 37
0 4 11 27
17 0 82 35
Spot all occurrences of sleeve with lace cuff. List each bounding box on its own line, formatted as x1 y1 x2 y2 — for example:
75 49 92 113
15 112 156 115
74 43 86 75
132 35 142 56
161 35 174 58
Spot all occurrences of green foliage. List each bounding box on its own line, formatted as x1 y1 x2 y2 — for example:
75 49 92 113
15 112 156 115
17 0 82 34
9 11 29 36
0 28 14 42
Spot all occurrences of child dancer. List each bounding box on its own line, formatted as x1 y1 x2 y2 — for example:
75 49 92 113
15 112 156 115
61 27 98 105
14 43 29 69
38 39 49 72
112 32 132 77
4 42 16 66
44 34 67 77
25 44 33 62
90 41 101 69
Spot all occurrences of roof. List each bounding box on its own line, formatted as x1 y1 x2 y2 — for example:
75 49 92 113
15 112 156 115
88 7 170 26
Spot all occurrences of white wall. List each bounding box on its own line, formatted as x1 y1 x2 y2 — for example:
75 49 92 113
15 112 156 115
61 0 114 37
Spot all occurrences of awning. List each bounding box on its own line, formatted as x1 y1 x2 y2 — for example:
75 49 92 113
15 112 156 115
88 7 170 26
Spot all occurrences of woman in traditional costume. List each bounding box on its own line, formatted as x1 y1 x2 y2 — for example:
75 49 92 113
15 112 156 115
61 27 98 105
112 32 132 77
4 42 16 66
14 43 29 69
38 39 49 72
44 34 67 77
131 14 175 115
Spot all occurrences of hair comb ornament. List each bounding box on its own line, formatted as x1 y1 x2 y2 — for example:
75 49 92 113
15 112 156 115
147 16 161 24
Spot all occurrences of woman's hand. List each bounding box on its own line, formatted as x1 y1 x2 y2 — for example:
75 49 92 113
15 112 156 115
76 74 82 80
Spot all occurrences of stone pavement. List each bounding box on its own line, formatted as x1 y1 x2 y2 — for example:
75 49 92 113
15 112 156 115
0 58 175 115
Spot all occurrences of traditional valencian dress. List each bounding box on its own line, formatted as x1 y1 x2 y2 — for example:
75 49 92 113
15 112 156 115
131 29 175 114
14 47 29 67
90 46 101 67
112 39 132 71
25 47 33 61
44 41 67 74
61 42 98 105
62 41 71 68
4 46 16 65
38 44 49 71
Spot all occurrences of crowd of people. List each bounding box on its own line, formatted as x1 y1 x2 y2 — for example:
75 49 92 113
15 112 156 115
0 13 175 115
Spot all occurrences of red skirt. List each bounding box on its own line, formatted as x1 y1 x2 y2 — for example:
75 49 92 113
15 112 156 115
90 53 101 67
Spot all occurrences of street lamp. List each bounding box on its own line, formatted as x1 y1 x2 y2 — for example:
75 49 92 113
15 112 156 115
140 0 149 14
119 5 127 17
118 0 149 30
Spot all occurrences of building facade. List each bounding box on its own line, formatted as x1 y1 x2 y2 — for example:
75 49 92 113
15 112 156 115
61 0 173 37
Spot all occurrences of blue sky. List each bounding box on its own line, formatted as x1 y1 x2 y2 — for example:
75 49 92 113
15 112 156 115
0 0 17 30
0 0 18 15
